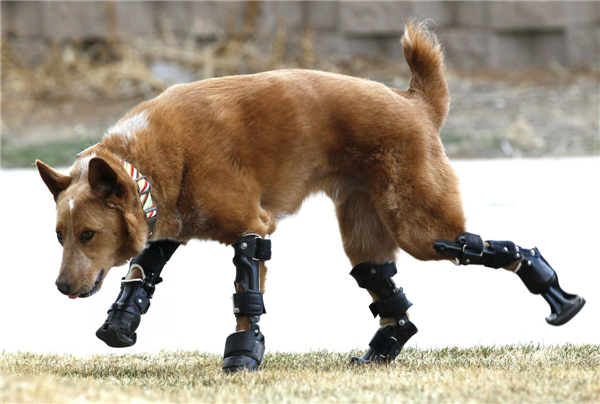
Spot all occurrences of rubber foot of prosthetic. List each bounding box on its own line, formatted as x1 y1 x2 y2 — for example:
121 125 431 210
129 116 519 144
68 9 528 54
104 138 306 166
96 323 137 348
518 249 586 326
349 262 418 365
96 240 179 347
351 315 418 365
223 325 266 373
434 234 585 326
96 276 152 348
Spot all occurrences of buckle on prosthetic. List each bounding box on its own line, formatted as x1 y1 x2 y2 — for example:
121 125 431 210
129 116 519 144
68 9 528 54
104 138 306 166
223 234 270 373
434 233 585 325
96 240 180 347
349 262 418 364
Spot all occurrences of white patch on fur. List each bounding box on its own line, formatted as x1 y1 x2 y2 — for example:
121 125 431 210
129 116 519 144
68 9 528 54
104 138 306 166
69 198 75 212
106 110 149 143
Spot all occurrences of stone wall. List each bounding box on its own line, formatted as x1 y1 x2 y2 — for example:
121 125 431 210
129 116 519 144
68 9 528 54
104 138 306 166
3 1 599 68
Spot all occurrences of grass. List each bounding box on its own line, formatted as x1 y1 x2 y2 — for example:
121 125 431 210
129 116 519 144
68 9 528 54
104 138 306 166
1 137 98 168
2 345 599 403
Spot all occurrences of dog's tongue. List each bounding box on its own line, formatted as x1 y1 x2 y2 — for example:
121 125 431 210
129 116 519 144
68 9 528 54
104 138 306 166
69 295 79 300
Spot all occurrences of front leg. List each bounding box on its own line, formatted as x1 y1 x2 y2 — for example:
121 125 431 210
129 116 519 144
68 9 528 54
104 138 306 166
222 234 271 373
96 239 180 347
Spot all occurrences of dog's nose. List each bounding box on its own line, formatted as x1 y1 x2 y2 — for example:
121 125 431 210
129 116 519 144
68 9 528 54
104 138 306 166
56 280 71 295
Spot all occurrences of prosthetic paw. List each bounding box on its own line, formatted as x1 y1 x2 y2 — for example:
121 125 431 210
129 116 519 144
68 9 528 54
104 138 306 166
223 326 266 373
516 248 586 326
434 233 585 326
96 240 179 348
351 316 418 365
96 278 153 348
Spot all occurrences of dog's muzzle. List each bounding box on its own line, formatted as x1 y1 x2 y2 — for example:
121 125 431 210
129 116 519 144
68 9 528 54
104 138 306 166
73 270 104 299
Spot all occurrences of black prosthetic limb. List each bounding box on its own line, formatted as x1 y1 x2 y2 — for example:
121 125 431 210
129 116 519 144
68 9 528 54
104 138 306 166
96 240 180 347
350 262 418 365
222 234 270 373
434 233 585 325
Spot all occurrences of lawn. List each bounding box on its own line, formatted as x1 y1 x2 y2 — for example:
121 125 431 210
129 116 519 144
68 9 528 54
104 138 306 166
2 345 598 403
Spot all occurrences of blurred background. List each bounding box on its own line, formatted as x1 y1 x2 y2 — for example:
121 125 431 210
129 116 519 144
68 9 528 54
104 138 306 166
1 0 599 168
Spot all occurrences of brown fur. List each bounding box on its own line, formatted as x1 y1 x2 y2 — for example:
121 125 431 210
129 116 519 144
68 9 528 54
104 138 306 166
37 21 466 328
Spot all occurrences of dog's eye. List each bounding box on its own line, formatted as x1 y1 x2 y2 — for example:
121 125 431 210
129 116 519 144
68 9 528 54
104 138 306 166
56 231 63 245
80 231 96 243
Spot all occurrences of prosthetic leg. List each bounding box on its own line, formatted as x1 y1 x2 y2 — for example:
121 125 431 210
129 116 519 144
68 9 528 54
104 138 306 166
350 261 418 364
96 239 180 347
222 234 270 373
434 233 585 325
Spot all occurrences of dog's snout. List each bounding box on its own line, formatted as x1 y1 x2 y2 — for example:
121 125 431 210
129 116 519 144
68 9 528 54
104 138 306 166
56 280 71 295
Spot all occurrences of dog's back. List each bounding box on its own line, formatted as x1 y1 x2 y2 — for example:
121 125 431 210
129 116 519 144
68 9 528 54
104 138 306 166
95 21 450 245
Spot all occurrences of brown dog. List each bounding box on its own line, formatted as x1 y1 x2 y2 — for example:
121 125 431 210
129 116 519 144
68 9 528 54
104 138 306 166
37 21 584 370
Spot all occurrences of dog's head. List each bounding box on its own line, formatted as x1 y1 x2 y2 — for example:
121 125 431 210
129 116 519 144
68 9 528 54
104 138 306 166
36 155 148 298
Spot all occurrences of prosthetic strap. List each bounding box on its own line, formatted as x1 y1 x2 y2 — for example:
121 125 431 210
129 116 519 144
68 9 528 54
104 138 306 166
350 262 413 320
223 234 270 373
129 239 180 282
350 261 418 364
433 233 521 268
96 240 180 348
434 233 585 326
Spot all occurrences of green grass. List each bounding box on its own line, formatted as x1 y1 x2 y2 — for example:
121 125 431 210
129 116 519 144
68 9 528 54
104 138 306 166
1 137 99 168
2 345 599 403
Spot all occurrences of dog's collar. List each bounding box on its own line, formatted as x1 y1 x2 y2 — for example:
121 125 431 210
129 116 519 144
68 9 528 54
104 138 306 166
77 143 157 236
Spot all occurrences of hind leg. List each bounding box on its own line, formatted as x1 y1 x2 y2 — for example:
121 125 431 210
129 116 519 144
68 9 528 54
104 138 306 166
335 191 418 364
367 153 585 326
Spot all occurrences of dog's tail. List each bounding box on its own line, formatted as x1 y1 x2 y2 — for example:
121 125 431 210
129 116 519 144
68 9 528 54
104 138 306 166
401 20 449 131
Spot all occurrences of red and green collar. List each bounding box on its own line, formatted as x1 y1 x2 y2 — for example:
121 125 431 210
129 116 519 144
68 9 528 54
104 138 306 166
77 143 157 236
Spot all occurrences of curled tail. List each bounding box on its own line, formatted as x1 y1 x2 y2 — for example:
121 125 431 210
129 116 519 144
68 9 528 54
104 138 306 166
401 20 449 131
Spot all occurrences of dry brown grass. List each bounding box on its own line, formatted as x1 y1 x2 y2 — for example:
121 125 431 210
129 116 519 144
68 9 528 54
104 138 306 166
2 345 599 403
1 14 402 106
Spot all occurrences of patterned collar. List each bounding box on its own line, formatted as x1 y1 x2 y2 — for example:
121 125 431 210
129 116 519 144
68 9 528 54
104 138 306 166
77 143 157 236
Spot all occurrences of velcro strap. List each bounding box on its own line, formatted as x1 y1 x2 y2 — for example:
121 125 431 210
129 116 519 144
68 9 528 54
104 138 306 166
350 261 397 289
459 233 484 253
255 238 271 261
373 262 397 278
369 328 401 357
224 331 265 362
232 291 266 317
130 243 167 274
484 240 521 269
369 288 412 318
111 295 151 314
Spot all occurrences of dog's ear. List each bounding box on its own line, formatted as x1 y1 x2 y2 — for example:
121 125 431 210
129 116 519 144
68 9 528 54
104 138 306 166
36 160 72 201
88 157 128 198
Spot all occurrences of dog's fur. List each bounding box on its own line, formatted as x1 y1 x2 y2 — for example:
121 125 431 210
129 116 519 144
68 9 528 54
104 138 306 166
37 22 466 326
